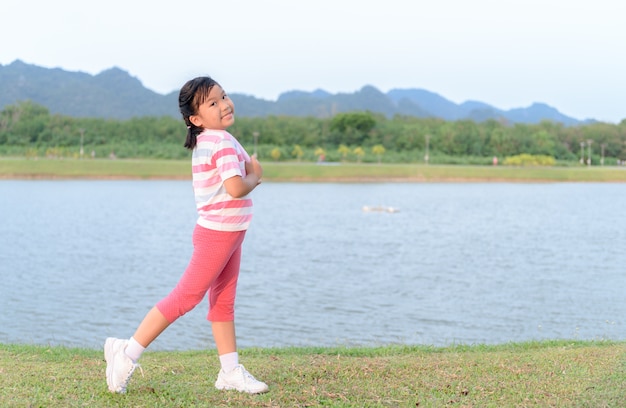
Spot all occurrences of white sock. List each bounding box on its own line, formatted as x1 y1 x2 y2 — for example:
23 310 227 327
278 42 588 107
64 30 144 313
124 337 146 363
219 352 239 373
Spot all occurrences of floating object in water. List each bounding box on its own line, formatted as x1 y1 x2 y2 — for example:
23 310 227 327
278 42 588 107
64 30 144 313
362 205 399 213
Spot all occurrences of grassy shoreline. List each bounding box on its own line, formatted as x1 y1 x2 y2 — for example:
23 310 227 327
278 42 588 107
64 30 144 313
2 340 625 407
2 157 626 182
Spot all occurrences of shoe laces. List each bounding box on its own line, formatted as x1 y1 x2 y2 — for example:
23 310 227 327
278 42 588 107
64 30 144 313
120 363 143 391
240 366 261 384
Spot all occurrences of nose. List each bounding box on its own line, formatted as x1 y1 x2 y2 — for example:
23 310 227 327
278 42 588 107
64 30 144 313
219 100 232 112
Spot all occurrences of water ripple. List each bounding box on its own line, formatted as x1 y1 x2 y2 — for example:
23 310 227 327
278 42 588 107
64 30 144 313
1 180 625 350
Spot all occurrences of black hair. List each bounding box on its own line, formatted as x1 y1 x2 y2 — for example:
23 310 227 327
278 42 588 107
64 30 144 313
179 76 220 150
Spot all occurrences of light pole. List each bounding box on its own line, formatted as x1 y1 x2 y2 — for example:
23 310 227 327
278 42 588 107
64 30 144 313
424 134 430 165
587 139 593 166
580 141 585 165
253 131 259 157
79 128 85 159
601 143 606 166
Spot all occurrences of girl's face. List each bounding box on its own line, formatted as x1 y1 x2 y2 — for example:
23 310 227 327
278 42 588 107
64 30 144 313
190 85 235 130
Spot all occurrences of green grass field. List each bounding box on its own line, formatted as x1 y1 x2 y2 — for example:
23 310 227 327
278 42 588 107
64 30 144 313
1 341 624 407
2 157 626 182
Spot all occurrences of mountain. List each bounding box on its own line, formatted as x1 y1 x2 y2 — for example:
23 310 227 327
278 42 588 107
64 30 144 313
0 60 588 125
0 60 178 119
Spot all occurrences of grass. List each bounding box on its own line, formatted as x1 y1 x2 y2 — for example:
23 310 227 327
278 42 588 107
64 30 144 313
2 157 626 182
1 341 625 407
0 157 191 179
262 162 626 183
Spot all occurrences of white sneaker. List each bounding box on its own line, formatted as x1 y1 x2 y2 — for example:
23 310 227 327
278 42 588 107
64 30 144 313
104 337 139 393
215 364 269 394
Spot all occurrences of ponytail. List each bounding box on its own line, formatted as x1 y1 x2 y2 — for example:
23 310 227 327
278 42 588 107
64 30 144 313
179 76 219 150
184 122 199 150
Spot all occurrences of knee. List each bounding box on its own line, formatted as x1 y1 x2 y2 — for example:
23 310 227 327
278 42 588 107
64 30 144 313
158 291 205 321
208 304 235 321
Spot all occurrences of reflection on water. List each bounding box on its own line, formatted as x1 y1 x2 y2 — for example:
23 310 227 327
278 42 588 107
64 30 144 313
1 180 625 350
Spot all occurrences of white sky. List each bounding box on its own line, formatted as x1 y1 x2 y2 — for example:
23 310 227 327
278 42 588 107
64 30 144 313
2 0 625 123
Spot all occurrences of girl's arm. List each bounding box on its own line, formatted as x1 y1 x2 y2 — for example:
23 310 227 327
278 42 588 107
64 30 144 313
223 156 263 198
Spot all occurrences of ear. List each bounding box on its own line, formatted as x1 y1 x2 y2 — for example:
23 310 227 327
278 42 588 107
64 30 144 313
189 115 203 128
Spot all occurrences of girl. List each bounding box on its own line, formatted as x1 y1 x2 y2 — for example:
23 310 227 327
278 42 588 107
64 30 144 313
104 76 267 394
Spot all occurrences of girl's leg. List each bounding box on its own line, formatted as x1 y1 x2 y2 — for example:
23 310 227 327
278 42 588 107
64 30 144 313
208 240 243 354
207 236 268 393
156 227 244 323
132 306 171 348
212 321 236 354
135 227 246 349
106 227 245 393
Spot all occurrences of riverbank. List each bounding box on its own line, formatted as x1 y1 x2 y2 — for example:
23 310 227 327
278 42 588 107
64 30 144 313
2 157 626 182
1 340 624 407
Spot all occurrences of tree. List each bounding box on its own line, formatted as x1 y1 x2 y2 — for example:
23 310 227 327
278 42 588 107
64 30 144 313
270 147 281 161
337 144 350 161
292 144 304 161
4 100 626 164
1 101 51 146
353 146 365 163
372 144 385 163
530 129 556 156
314 147 326 162
329 112 376 146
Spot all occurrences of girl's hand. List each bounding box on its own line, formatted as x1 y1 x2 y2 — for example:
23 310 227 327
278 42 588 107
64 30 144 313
225 156 263 198
246 155 263 184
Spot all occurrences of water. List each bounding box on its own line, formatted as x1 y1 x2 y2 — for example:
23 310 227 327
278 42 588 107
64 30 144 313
1 180 625 350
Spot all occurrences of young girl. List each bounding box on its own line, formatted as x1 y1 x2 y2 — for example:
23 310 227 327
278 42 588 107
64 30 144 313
104 76 268 394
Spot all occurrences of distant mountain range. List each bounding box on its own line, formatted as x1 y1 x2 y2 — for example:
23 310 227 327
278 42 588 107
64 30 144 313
0 60 591 125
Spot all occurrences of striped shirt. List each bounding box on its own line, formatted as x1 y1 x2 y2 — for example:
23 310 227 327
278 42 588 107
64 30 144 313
191 129 253 231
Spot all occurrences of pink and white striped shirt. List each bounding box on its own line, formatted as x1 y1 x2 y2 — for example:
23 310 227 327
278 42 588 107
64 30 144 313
191 129 253 231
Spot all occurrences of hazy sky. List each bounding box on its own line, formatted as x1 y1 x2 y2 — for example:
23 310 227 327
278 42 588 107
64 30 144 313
2 0 625 122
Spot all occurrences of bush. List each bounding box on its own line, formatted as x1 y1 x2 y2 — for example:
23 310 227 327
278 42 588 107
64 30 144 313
503 154 556 166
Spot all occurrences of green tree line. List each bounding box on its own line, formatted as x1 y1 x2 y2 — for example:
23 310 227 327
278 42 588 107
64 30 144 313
2 101 626 165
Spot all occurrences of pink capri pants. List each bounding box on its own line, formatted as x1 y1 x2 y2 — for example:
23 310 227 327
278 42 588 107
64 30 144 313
156 225 246 323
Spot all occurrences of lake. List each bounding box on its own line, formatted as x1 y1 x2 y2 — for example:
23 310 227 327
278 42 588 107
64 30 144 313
0 180 624 350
